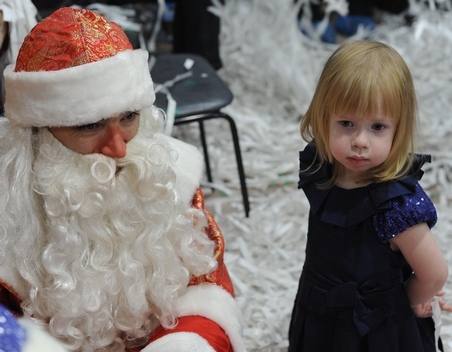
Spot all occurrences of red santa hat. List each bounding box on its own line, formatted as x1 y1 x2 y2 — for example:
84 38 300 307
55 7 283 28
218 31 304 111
3 7 155 127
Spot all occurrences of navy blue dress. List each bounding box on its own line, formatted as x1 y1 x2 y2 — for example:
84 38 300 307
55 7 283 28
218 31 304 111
289 143 439 352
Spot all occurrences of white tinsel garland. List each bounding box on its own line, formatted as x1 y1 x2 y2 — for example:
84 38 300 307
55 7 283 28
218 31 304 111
173 1 452 351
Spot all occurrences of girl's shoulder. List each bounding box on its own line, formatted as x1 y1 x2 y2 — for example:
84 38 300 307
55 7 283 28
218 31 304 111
298 142 331 196
373 182 437 243
371 153 436 242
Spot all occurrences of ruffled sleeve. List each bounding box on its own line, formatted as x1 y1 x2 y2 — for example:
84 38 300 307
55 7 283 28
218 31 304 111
298 143 334 216
373 183 437 243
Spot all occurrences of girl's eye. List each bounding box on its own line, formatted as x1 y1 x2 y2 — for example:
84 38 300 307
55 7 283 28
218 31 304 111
339 121 353 128
372 124 385 131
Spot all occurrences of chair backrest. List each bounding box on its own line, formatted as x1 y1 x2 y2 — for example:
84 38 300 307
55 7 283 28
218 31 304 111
150 53 233 135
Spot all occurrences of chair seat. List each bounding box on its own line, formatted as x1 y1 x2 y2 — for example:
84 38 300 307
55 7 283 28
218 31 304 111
151 53 233 117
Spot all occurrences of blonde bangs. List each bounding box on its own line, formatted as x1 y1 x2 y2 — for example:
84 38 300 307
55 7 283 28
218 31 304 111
326 47 405 124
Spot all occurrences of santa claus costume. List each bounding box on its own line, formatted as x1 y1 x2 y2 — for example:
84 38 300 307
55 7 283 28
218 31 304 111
0 7 246 352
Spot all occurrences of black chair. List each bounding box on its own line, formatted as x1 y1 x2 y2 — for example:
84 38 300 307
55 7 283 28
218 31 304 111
150 53 250 217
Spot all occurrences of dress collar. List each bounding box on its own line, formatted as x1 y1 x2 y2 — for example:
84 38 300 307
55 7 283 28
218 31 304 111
298 143 430 227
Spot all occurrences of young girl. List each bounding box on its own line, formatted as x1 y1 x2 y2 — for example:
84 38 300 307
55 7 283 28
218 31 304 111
289 40 449 351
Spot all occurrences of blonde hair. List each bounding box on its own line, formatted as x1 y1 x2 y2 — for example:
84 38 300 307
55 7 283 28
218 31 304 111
300 40 417 184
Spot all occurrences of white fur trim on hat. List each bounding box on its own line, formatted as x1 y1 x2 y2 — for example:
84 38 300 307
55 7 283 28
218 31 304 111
4 49 155 127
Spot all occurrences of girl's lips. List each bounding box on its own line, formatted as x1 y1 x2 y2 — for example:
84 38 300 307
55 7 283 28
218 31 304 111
347 157 369 166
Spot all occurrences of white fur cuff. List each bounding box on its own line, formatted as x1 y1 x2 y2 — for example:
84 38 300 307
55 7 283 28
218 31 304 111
141 332 215 352
176 284 247 352
19 318 68 352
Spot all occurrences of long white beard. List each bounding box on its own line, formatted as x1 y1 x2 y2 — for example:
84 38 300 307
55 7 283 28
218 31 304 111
27 115 217 351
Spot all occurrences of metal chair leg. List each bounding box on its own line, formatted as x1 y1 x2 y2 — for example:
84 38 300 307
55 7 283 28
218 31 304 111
220 113 250 218
198 120 213 183
174 112 250 217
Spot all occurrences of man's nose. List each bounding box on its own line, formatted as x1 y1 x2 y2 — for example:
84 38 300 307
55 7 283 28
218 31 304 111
100 126 127 158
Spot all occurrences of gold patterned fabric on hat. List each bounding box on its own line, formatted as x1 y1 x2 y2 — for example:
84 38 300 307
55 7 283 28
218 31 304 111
14 7 133 72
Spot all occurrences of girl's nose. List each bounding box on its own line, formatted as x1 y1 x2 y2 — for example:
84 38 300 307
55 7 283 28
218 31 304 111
100 126 127 158
352 130 368 149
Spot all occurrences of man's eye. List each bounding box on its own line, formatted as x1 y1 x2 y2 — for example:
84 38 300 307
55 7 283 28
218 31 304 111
77 123 98 131
123 112 138 121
